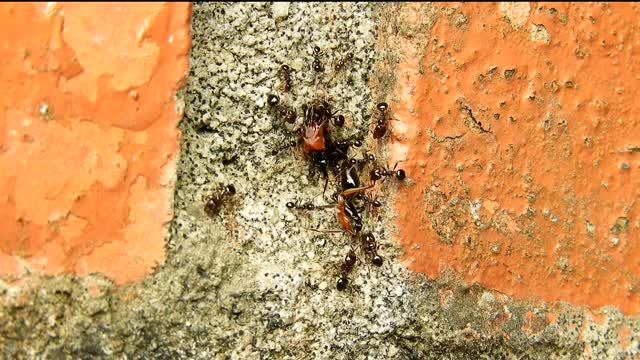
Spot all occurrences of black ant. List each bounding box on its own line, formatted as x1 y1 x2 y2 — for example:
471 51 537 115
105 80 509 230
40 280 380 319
336 249 357 291
361 233 383 266
278 64 293 92
362 194 383 215
373 102 391 139
267 94 296 124
286 201 317 211
312 46 323 72
204 184 236 217
370 161 406 183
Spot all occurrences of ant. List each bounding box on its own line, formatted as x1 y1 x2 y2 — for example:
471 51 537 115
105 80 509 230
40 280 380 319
362 194 383 215
334 52 354 73
373 102 393 139
267 94 296 124
278 64 293 92
370 161 406 183
361 233 383 266
312 46 323 72
336 249 357 291
204 184 236 217
286 201 317 211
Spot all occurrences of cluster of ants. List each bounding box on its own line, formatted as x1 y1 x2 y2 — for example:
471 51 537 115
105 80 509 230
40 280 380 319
268 46 406 291
204 46 405 291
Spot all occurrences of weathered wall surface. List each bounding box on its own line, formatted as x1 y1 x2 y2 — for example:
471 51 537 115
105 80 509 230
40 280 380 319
385 2 640 314
0 3 190 284
0 3 639 359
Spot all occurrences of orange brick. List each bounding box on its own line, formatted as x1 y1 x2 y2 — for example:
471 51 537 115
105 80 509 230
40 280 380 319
0 3 191 285
388 2 640 314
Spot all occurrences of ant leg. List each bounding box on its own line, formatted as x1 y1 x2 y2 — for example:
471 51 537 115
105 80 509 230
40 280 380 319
271 139 298 156
322 173 329 198
302 227 343 234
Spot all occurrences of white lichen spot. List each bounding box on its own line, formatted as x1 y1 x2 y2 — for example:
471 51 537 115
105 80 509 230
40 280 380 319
500 2 531 28
530 23 551 44
272 2 290 21
469 199 482 221
38 102 52 120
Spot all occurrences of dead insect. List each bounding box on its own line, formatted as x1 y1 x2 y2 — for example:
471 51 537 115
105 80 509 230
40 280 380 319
336 184 374 236
204 184 236 217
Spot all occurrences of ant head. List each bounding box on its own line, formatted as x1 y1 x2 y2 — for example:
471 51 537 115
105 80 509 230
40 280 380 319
336 277 348 291
225 185 236 195
363 233 375 243
283 108 296 124
370 168 383 181
267 94 280 106
281 64 290 72
286 202 295 209
376 102 389 112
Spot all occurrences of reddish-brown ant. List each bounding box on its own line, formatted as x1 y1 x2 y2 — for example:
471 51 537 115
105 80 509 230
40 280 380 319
267 94 296 124
300 120 328 153
373 102 391 139
278 64 293 92
204 184 236 217
334 52 354 73
336 249 357 291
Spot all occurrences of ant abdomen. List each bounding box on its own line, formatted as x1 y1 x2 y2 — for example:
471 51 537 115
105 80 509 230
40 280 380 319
204 185 236 217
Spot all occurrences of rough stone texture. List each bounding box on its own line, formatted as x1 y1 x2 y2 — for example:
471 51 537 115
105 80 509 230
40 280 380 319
0 3 639 359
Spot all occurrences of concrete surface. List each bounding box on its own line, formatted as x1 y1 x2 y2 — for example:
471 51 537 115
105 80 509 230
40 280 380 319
1 3 639 359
